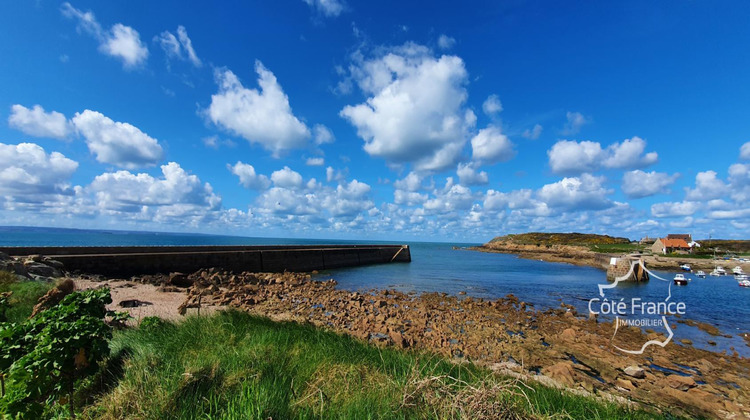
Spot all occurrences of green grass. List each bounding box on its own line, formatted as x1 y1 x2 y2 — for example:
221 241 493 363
587 243 646 254
658 253 715 259
0 271 54 322
78 310 676 420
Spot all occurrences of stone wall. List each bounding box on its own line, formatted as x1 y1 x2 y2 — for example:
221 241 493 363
0 245 411 277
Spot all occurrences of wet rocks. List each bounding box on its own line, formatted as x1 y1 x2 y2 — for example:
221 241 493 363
623 365 646 379
663 375 697 391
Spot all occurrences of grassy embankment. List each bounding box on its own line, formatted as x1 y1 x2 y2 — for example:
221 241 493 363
0 270 54 322
2 273 683 419
489 233 646 254
78 311 677 420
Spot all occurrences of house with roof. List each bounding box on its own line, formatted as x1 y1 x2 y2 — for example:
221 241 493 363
666 234 692 242
651 237 693 254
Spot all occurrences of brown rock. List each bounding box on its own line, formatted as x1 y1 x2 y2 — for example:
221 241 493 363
623 365 645 379
663 374 697 391
542 361 577 386
30 279 76 317
559 328 576 341
390 331 410 348
169 272 193 288
616 377 635 391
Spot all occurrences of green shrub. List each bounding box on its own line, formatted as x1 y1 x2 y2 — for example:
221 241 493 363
0 288 113 418
139 316 165 331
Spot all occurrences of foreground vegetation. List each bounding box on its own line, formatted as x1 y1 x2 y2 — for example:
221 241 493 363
0 270 54 323
84 311 675 420
1 274 685 419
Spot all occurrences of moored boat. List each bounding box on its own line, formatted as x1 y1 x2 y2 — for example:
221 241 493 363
696 270 706 278
739 278 750 288
715 266 727 276
673 273 688 286
680 264 691 271
733 266 745 275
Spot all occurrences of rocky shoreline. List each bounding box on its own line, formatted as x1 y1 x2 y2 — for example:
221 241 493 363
470 243 750 273
468 243 607 268
69 268 750 419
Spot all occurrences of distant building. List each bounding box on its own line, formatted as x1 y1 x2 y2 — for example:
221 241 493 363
667 234 692 242
652 237 692 254
639 236 657 244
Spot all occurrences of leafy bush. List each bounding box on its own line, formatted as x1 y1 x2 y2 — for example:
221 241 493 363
139 316 165 331
0 288 113 418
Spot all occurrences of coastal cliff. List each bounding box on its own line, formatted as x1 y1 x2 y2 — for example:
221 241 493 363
470 233 624 268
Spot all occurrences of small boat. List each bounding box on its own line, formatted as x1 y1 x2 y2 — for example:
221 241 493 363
696 270 706 278
733 266 745 275
715 266 727 276
710 269 722 276
739 278 750 288
673 273 688 286
680 264 692 271
736 274 749 281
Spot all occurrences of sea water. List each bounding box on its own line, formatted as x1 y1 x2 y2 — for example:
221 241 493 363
1 226 747 356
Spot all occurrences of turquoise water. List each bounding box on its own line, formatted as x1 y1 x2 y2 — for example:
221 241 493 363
1 226 748 356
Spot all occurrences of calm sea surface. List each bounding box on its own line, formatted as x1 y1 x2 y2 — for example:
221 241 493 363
1 227 748 356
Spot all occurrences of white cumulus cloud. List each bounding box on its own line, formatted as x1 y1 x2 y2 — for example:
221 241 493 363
313 124 334 145
470 125 515 164
602 136 658 169
547 140 603 174
548 137 658 174
456 163 488 186
88 162 221 222
306 157 325 166
8 104 71 139
71 110 164 169
621 170 678 198
61 3 148 69
536 174 611 210
684 170 728 201
271 166 304 189
740 142 750 160
207 62 311 156
482 94 503 116
522 124 543 140
0 143 78 202
340 43 475 172
651 201 700 218
228 161 270 189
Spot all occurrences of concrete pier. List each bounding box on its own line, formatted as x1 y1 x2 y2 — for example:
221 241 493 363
0 244 411 277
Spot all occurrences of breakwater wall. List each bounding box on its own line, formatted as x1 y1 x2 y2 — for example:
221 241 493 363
0 245 411 277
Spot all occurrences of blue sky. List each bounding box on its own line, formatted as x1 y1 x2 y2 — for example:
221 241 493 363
1 1 749 242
